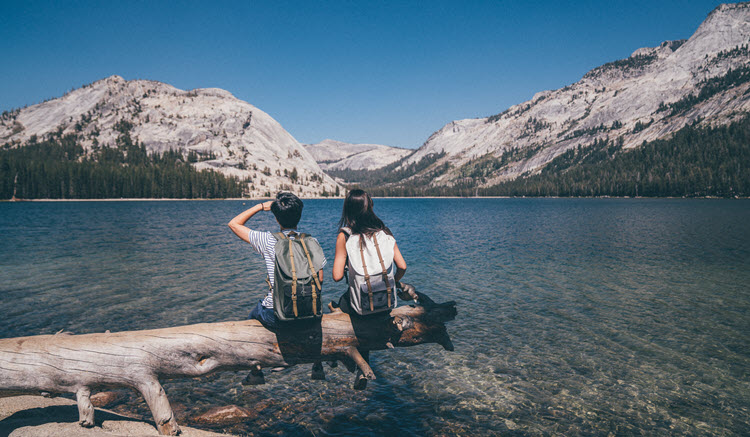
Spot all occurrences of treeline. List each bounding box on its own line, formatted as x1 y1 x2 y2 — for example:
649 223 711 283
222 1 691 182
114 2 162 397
363 116 750 198
1 132 246 199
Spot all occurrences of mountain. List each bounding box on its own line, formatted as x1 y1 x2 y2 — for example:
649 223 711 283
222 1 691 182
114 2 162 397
304 139 413 171
388 2 750 190
0 76 339 197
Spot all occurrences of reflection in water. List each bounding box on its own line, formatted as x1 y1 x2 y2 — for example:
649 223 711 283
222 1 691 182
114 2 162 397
1 199 749 435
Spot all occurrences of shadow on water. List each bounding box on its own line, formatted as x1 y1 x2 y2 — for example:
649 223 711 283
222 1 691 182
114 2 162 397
275 320 324 365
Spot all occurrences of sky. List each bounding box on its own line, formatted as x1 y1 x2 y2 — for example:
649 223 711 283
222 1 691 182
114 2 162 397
0 0 728 149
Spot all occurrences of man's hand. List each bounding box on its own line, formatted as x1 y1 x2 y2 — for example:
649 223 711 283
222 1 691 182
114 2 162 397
261 201 273 211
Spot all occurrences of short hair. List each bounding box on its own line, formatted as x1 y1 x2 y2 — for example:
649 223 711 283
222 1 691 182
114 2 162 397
271 191 303 229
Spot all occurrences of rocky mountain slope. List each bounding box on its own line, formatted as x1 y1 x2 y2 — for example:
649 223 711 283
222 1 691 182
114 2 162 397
398 2 750 188
0 76 339 197
304 139 413 171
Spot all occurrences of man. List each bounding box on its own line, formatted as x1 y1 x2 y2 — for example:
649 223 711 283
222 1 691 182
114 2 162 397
228 192 326 329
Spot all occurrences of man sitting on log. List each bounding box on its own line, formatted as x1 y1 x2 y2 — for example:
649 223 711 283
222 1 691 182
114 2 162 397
228 191 326 330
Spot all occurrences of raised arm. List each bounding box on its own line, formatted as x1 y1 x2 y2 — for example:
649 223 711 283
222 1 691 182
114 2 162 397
332 231 348 282
228 201 273 243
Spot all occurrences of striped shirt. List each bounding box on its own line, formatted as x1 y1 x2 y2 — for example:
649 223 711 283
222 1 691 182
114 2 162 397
247 229 327 308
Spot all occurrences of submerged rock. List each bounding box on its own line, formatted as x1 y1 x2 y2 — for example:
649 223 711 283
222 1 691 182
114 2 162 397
90 391 126 408
191 405 258 425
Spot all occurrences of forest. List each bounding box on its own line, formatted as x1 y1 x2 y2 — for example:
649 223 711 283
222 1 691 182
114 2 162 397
363 115 750 198
0 130 246 199
3 113 748 199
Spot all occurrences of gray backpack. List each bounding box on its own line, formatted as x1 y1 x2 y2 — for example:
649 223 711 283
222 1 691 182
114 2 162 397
270 232 325 321
343 229 397 315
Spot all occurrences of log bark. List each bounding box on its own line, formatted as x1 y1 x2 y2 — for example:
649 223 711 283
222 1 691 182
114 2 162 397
0 290 456 435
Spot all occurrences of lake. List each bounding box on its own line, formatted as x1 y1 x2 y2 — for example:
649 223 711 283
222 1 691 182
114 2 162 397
1 198 749 435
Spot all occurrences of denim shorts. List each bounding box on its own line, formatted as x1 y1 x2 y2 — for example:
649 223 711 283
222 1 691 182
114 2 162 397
249 300 279 330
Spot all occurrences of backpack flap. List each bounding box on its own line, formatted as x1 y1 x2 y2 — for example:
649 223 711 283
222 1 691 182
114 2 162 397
272 233 323 320
345 231 397 315
345 232 395 277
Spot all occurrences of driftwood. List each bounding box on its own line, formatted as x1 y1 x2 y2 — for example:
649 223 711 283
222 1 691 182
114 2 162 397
0 290 456 435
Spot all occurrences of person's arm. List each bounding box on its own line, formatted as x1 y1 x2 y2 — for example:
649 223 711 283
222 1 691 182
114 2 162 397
332 231 348 282
228 201 273 243
318 269 324 284
393 242 407 284
393 242 417 301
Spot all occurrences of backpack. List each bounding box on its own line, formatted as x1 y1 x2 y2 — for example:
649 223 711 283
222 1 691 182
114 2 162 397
270 232 325 321
343 228 397 315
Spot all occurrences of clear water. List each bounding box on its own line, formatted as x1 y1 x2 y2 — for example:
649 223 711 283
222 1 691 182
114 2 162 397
1 199 749 436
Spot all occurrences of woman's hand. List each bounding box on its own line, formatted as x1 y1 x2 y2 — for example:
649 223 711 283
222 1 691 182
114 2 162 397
397 282 418 301
261 201 273 211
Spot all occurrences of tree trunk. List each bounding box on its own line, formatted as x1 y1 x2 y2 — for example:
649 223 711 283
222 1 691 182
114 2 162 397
0 291 456 435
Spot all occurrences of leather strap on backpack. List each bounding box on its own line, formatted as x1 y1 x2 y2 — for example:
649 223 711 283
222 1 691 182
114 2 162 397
298 235 321 316
359 236 374 312
277 232 298 317
372 235 392 308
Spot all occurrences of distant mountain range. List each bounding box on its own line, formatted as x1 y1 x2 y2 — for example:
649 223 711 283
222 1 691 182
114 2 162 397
2 2 749 198
304 139 412 171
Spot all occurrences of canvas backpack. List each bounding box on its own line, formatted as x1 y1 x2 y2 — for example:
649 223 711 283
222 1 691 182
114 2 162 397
343 228 397 315
270 232 325 321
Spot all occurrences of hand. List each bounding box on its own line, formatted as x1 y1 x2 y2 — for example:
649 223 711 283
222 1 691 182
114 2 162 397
261 201 273 211
397 282 418 301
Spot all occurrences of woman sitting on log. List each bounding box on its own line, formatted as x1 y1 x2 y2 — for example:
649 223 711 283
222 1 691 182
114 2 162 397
332 189 416 315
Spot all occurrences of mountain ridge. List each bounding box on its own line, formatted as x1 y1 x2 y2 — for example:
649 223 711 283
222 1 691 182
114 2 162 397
0 75 339 197
390 2 750 190
304 139 413 171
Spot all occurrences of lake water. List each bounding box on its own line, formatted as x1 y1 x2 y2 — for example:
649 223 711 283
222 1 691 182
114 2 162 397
1 199 749 435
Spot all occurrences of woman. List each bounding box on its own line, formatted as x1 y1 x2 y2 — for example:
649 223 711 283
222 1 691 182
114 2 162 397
332 189 415 314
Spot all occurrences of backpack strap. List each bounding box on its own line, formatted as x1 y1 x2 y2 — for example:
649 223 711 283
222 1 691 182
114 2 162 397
299 236 321 316
276 232 298 317
359 236 375 312
267 232 284 291
372 234 392 308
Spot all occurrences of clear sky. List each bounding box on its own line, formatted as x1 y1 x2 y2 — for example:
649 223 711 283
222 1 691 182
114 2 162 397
0 0 727 149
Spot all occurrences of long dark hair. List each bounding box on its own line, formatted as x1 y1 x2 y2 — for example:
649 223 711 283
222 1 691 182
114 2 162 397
338 189 392 237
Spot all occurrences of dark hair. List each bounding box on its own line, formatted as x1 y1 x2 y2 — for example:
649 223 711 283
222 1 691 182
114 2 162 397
338 189 391 237
271 191 303 229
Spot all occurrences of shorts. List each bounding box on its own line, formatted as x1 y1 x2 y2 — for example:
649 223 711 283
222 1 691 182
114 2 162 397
249 300 279 330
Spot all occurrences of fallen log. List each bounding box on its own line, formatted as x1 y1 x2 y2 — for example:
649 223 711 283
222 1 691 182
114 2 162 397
0 289 456 435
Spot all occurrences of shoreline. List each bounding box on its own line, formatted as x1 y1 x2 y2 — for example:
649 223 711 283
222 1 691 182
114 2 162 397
2 196 747 202
0 395 229 436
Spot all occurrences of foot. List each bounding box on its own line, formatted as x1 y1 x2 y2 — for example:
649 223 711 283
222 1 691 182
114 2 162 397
311 361 326 380
242 371 265 386
353 370 368 390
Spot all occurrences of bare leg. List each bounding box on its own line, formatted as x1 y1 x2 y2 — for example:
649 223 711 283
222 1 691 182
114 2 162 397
346 348 374 390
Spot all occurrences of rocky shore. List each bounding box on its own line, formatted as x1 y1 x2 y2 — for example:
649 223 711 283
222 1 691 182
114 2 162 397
0 395 230 437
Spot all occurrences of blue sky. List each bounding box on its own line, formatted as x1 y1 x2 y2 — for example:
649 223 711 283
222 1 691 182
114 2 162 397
0 0 727 149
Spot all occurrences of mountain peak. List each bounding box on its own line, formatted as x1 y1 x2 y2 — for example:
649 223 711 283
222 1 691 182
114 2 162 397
305 139 412 171
708 1 750 17
398 2 750 188
1 76 340 197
